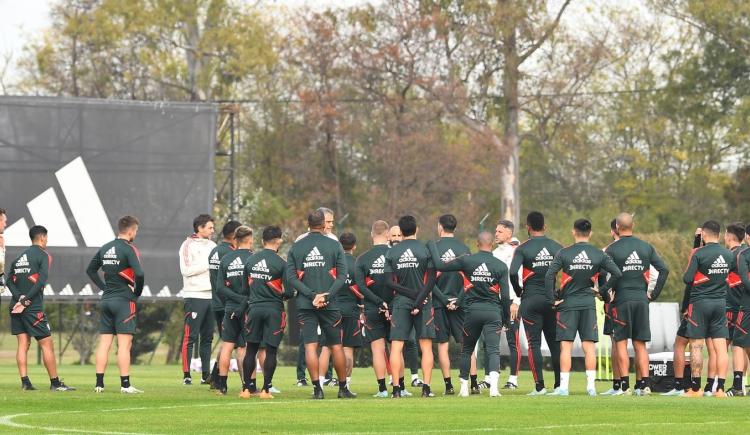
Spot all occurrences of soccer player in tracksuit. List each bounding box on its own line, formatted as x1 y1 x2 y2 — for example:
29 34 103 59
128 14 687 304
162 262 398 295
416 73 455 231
88 215 145 394
240 225 293 399
7 225 75 391
286 209 355 399
432 214 471 395
545 218 622 396
178 214 217 385
385 215 449 398
723 222 746 396
429 232 511 397
600 213 669 396
206 220 241 388
733 224 750 396
682 220 734 397
493 219 522 390
215 225 253 395
338 232 364 387
509 211 563 395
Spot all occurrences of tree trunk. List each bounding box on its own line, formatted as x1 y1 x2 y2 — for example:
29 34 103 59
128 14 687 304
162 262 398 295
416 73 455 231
501 7 521 225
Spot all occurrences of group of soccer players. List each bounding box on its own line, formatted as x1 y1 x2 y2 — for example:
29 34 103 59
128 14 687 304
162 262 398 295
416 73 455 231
3 204 749 399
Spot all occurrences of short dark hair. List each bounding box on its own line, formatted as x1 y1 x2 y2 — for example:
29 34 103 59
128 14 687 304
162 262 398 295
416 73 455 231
0 207 6 217
526 211 544 232
308 209 326 229
118 215 140 233
234 225 253 242
610 219 617 231
438 214 457 232
745 224 750 237
573 218 592 236
29 225 47 241
193 214 214 233
262 225 283 243
221 220 242 239
497 219 514 232
399 215 418 237
702 220 721 237
726 222 745 242
339 232 356 251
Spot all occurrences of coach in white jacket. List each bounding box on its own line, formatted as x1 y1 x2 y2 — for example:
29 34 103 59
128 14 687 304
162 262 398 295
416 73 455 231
179 214 217 385
493 221 522 389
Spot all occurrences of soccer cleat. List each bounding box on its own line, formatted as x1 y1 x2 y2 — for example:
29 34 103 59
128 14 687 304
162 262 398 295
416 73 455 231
622 388 633 396
51 382 76 392
421 385 434 397
445 386 455 395
239 388 253 399
400 388 413 397
471 385 481 395
634 387 651 396
94 386 105 393
411 378 424 387
269 386 281 394
296 378 308 387
259 390 274 399
702 391 713 397
478 381 491 389
323 378 338 387
587 388 597 397
502 382 518 390
338 388 357 399
22 383 37 391
312 387 324 400
527 388 547 396
642 387 651 395
660 388 684 396
459 380 470 397
216 387 228 396
546 388 569 396
373 390 389 398
121 386 144 394
726 388 745 397
713 390 727 398
600 388 618 396
683 389 703 398
182 377 192 386
611 389 625 396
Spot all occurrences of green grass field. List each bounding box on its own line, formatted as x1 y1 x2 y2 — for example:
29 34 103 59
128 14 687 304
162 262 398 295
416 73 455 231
0 364 748 434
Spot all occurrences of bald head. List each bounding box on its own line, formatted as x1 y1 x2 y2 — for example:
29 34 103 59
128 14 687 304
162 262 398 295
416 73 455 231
477 231 494 251
371 220 390 244
389 225 403 246
616 212 634 235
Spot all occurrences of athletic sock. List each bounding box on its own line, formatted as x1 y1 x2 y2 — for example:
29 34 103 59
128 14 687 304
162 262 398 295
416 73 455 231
717 378 726 392
411 373 419 380
674 376 683 391
508 375 518 385
219 375 228 390
470 374 478 389
21 376 30 385
444 377 453 388
319 376 325 385
621 376 630 392
399 377 405 391
50 377 61 388
183 371 191 379
392 385 400 395
733 371 743 390
201 371 209 382
692 376 701 392
704 378 714 392
96 373 104 388
641 377 650 390
120 376 130 388
585 370 596 390
613 379 622 391
422 384 431 395
377 378 387 392
711 377 719 392
312 379 321 389
560 372 570 391
338 380 347 392
248 379 257 392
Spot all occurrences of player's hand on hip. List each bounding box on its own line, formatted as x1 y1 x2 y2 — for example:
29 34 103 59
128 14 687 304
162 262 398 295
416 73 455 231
510 303 519 320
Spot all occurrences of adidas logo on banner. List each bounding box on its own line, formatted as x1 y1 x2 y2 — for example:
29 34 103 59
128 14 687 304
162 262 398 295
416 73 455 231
252 259 270 272
16 254 29 267
535 247 553 261
103 247 117 259
441 249 456 262
4 157 114 248
228 257 244 270
306 247 324 261
709 255 730 274
473 263 492 277
372 255 386 269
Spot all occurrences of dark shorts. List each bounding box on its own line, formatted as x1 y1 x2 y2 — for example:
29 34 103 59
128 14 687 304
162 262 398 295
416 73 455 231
214 310 225 331
612 300 651 342
556 309 598 342
298 309 343 346
342 315 363 348
726 309 739 343
362 309 390 343
731 310 750 347
677 316 688 338
390 307 436 341
245 305 286 348
10 309 51 339
221 311 247 346
99 298 137 335
603 303 613 336
685 300 728 339
435 307 465 343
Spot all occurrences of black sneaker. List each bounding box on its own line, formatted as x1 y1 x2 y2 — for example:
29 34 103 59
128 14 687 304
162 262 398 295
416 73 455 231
392 389 402 398
478 381 490 389
338 388 357 399
22 383 36 391
445 386 455 395
726 388 745 397
313 387 325 400
421 385 434 397
411 378 424 387
51 381 76 391
471 385 481 395
502 382 518 390
183 377 192 386
296 378 309 387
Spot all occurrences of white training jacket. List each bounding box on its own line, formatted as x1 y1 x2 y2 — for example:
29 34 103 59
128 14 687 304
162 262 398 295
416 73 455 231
492 243 522 305
179 234 217 299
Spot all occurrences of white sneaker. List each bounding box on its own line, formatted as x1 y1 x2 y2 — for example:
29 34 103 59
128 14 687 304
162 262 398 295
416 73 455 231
94 386 105 393
459 379 470 397
611 389 625 396
703 391 713 397
660 388 684 396
269 386 281 394
600 388 618 396
121 386 144 394
587 388 597 396
401 388 412 397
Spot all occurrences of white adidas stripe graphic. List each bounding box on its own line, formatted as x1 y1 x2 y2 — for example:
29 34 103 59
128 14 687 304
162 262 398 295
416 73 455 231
400 249 417 262
535 247 552 260
229 257 244 269
573 251 591 263
441 249 456 262
4 157 114 247
372 255 386 268
103 247 117 259
253 259 270 272
711 255 728 268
